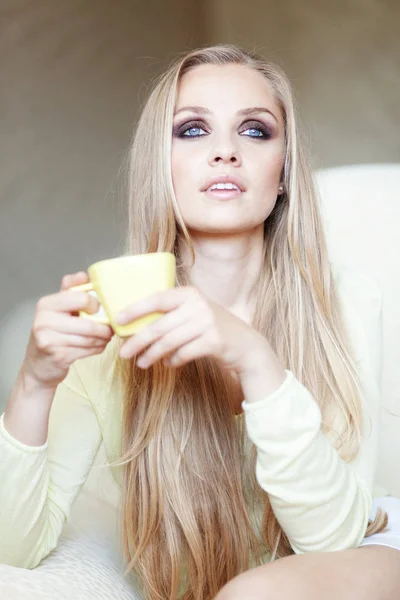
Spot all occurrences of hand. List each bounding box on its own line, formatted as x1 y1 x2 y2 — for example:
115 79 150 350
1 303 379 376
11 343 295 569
22 272 114 392
116 286 269 375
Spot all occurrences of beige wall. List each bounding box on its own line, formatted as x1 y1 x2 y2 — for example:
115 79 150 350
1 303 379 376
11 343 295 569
1 0 399 324
208 0 400 168
0 0 205 320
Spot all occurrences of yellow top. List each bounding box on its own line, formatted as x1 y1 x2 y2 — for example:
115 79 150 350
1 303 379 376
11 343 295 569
0 266 383 569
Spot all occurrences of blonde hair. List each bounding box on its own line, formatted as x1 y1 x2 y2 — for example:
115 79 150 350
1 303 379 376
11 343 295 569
112 45 386 600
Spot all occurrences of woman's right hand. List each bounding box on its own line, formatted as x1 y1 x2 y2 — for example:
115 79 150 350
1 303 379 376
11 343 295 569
21 272 114 392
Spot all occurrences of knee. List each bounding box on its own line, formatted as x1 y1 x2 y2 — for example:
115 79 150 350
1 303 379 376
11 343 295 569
214 567 277 600
214 556 314 600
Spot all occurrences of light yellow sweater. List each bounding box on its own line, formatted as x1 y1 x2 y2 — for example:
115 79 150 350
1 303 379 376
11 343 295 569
0 267 383 569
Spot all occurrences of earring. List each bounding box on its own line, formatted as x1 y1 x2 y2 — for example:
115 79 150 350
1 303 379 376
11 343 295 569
278 185 284 193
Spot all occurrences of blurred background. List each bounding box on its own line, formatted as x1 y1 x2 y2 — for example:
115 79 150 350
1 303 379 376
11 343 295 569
0 0 399 406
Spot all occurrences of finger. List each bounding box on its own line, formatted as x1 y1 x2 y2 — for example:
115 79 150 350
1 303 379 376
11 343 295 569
118 306 193 358
122 318 204 365
38 311 113 340
57 332 111 349
163 336 209 368
116 287 196 325
34 329 110 354
38 290 99 315
64 344 110 363
60 272 89 291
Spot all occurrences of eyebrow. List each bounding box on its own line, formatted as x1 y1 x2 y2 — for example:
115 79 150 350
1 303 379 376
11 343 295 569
174 105 279 124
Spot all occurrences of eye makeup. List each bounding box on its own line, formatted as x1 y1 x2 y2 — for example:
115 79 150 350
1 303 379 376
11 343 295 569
238 120 274 139
172 120 209 138
172 117 276 140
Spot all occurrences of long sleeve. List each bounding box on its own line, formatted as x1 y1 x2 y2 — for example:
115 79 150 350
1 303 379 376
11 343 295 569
0 363 102 568
242 268 382 553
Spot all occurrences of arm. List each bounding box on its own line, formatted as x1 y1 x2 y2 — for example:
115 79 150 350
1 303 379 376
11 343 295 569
240 270 382 553
0 363 102 568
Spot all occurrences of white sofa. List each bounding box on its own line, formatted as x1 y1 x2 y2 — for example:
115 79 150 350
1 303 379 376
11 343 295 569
0 163 399 598
316 163 400 498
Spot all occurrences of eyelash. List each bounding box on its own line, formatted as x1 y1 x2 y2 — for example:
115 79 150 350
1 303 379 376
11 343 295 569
173 120 273 140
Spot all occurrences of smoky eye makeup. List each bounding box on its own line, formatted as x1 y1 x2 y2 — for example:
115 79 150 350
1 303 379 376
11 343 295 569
172 116 277 140
238 120 275 139
172 119 209 138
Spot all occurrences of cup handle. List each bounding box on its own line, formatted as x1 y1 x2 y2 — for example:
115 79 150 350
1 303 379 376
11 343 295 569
70 282 94 293
69 282 110 325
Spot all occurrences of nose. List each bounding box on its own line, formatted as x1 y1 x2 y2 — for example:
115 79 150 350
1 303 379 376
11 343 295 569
208 135 242 167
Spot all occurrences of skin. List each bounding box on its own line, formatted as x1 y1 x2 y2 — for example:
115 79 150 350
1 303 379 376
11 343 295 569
5 271 113 446
214 546 400 600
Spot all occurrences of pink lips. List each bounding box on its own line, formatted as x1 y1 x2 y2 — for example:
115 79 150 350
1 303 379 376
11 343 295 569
201 174 246 200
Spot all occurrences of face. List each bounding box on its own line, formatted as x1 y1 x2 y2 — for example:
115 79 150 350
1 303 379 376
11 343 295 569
171 63 285 235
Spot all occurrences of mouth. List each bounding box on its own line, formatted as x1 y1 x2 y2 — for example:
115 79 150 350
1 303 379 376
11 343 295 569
202 176 245 200
204 183 242 200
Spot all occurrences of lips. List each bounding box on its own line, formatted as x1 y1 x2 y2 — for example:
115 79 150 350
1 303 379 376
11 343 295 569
201 174 246 193
209 182 240 191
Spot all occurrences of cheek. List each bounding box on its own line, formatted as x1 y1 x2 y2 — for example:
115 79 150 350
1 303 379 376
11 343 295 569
253 167 283 211
257 148 284 188
249 147 284 219
171 144 204 214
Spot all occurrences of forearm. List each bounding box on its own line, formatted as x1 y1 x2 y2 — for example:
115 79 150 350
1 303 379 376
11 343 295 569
0 416 52 568
241 369 371 552
3 368 56 446
0 362 103 568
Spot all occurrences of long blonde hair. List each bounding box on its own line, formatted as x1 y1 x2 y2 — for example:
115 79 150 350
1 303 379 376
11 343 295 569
113 45 385 600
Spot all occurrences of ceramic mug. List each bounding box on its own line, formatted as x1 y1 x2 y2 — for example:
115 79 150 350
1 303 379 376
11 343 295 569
70 252 176 337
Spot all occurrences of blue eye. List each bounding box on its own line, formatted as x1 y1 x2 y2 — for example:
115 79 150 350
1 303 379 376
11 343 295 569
182 126 207 137
239 121 273 139
242 128 266 138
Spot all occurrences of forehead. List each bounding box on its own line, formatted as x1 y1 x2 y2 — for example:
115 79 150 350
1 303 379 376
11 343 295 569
175 63 281 120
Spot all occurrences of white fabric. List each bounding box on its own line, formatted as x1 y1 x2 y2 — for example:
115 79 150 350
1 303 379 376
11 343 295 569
0 443 142 599
316 163 400 498
360 496 400 551
0 531 141 600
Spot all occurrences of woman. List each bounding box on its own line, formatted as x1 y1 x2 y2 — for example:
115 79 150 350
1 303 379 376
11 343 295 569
1 45 399 600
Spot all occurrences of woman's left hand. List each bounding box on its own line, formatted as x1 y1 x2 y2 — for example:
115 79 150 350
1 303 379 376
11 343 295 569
116 286 269 375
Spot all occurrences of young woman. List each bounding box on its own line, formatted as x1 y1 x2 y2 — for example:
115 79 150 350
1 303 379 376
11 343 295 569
1 45 400 600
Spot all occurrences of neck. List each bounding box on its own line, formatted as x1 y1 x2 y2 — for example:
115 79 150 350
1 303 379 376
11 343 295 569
179 225 264 323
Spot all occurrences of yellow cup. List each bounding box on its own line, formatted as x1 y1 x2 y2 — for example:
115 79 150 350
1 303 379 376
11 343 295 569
70 252 176 337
